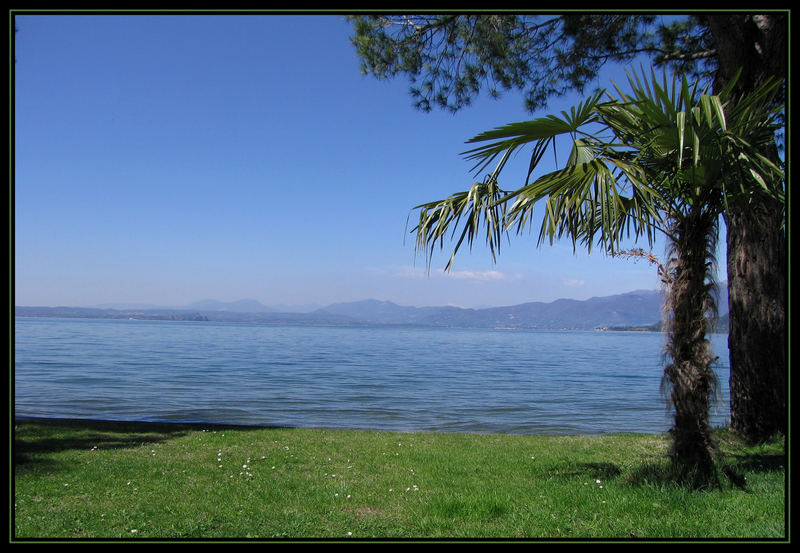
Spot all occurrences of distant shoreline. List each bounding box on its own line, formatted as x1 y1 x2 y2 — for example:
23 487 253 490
13 305 729 334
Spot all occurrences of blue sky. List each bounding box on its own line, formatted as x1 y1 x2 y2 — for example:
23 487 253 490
13 13 726 309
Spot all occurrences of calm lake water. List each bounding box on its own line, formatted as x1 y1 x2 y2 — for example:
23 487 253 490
14 317 731 435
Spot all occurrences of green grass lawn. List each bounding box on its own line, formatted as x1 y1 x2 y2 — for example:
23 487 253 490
13 418 786 541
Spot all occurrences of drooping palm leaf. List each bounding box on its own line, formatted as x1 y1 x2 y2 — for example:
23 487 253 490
411 66 784 270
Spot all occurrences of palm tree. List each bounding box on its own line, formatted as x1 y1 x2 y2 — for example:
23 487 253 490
412 68 783 485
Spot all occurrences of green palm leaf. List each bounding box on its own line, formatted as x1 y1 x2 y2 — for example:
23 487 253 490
411 66 784 270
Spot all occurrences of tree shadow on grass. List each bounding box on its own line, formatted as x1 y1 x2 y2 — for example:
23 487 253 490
13 418 242 473
726 452 786 474
624 452 786 491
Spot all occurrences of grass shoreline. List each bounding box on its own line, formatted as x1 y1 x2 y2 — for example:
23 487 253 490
13 417 787 541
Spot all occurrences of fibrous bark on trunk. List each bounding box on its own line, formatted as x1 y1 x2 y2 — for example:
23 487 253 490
662 208 720 486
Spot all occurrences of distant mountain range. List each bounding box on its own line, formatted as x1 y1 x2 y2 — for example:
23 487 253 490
92 298 323 313
15 287 729 332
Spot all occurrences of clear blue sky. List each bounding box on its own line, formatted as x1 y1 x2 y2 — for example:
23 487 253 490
13 13 727 309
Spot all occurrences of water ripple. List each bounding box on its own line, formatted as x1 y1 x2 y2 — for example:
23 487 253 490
14 317 730 435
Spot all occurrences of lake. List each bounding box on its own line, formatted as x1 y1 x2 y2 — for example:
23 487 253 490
14 317 731 435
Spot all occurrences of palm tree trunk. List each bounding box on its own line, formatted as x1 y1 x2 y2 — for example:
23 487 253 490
662 209 719 486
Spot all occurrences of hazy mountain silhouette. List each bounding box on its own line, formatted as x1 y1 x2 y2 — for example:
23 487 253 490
17 286 729 331
315 290 670 329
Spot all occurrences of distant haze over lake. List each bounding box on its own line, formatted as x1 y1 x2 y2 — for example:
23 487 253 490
16 287 729 332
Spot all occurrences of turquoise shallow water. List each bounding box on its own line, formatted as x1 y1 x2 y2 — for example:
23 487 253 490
14 316 731 435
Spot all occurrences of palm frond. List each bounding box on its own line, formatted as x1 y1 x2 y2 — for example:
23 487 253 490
411 173 509 272
411 65 784 272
